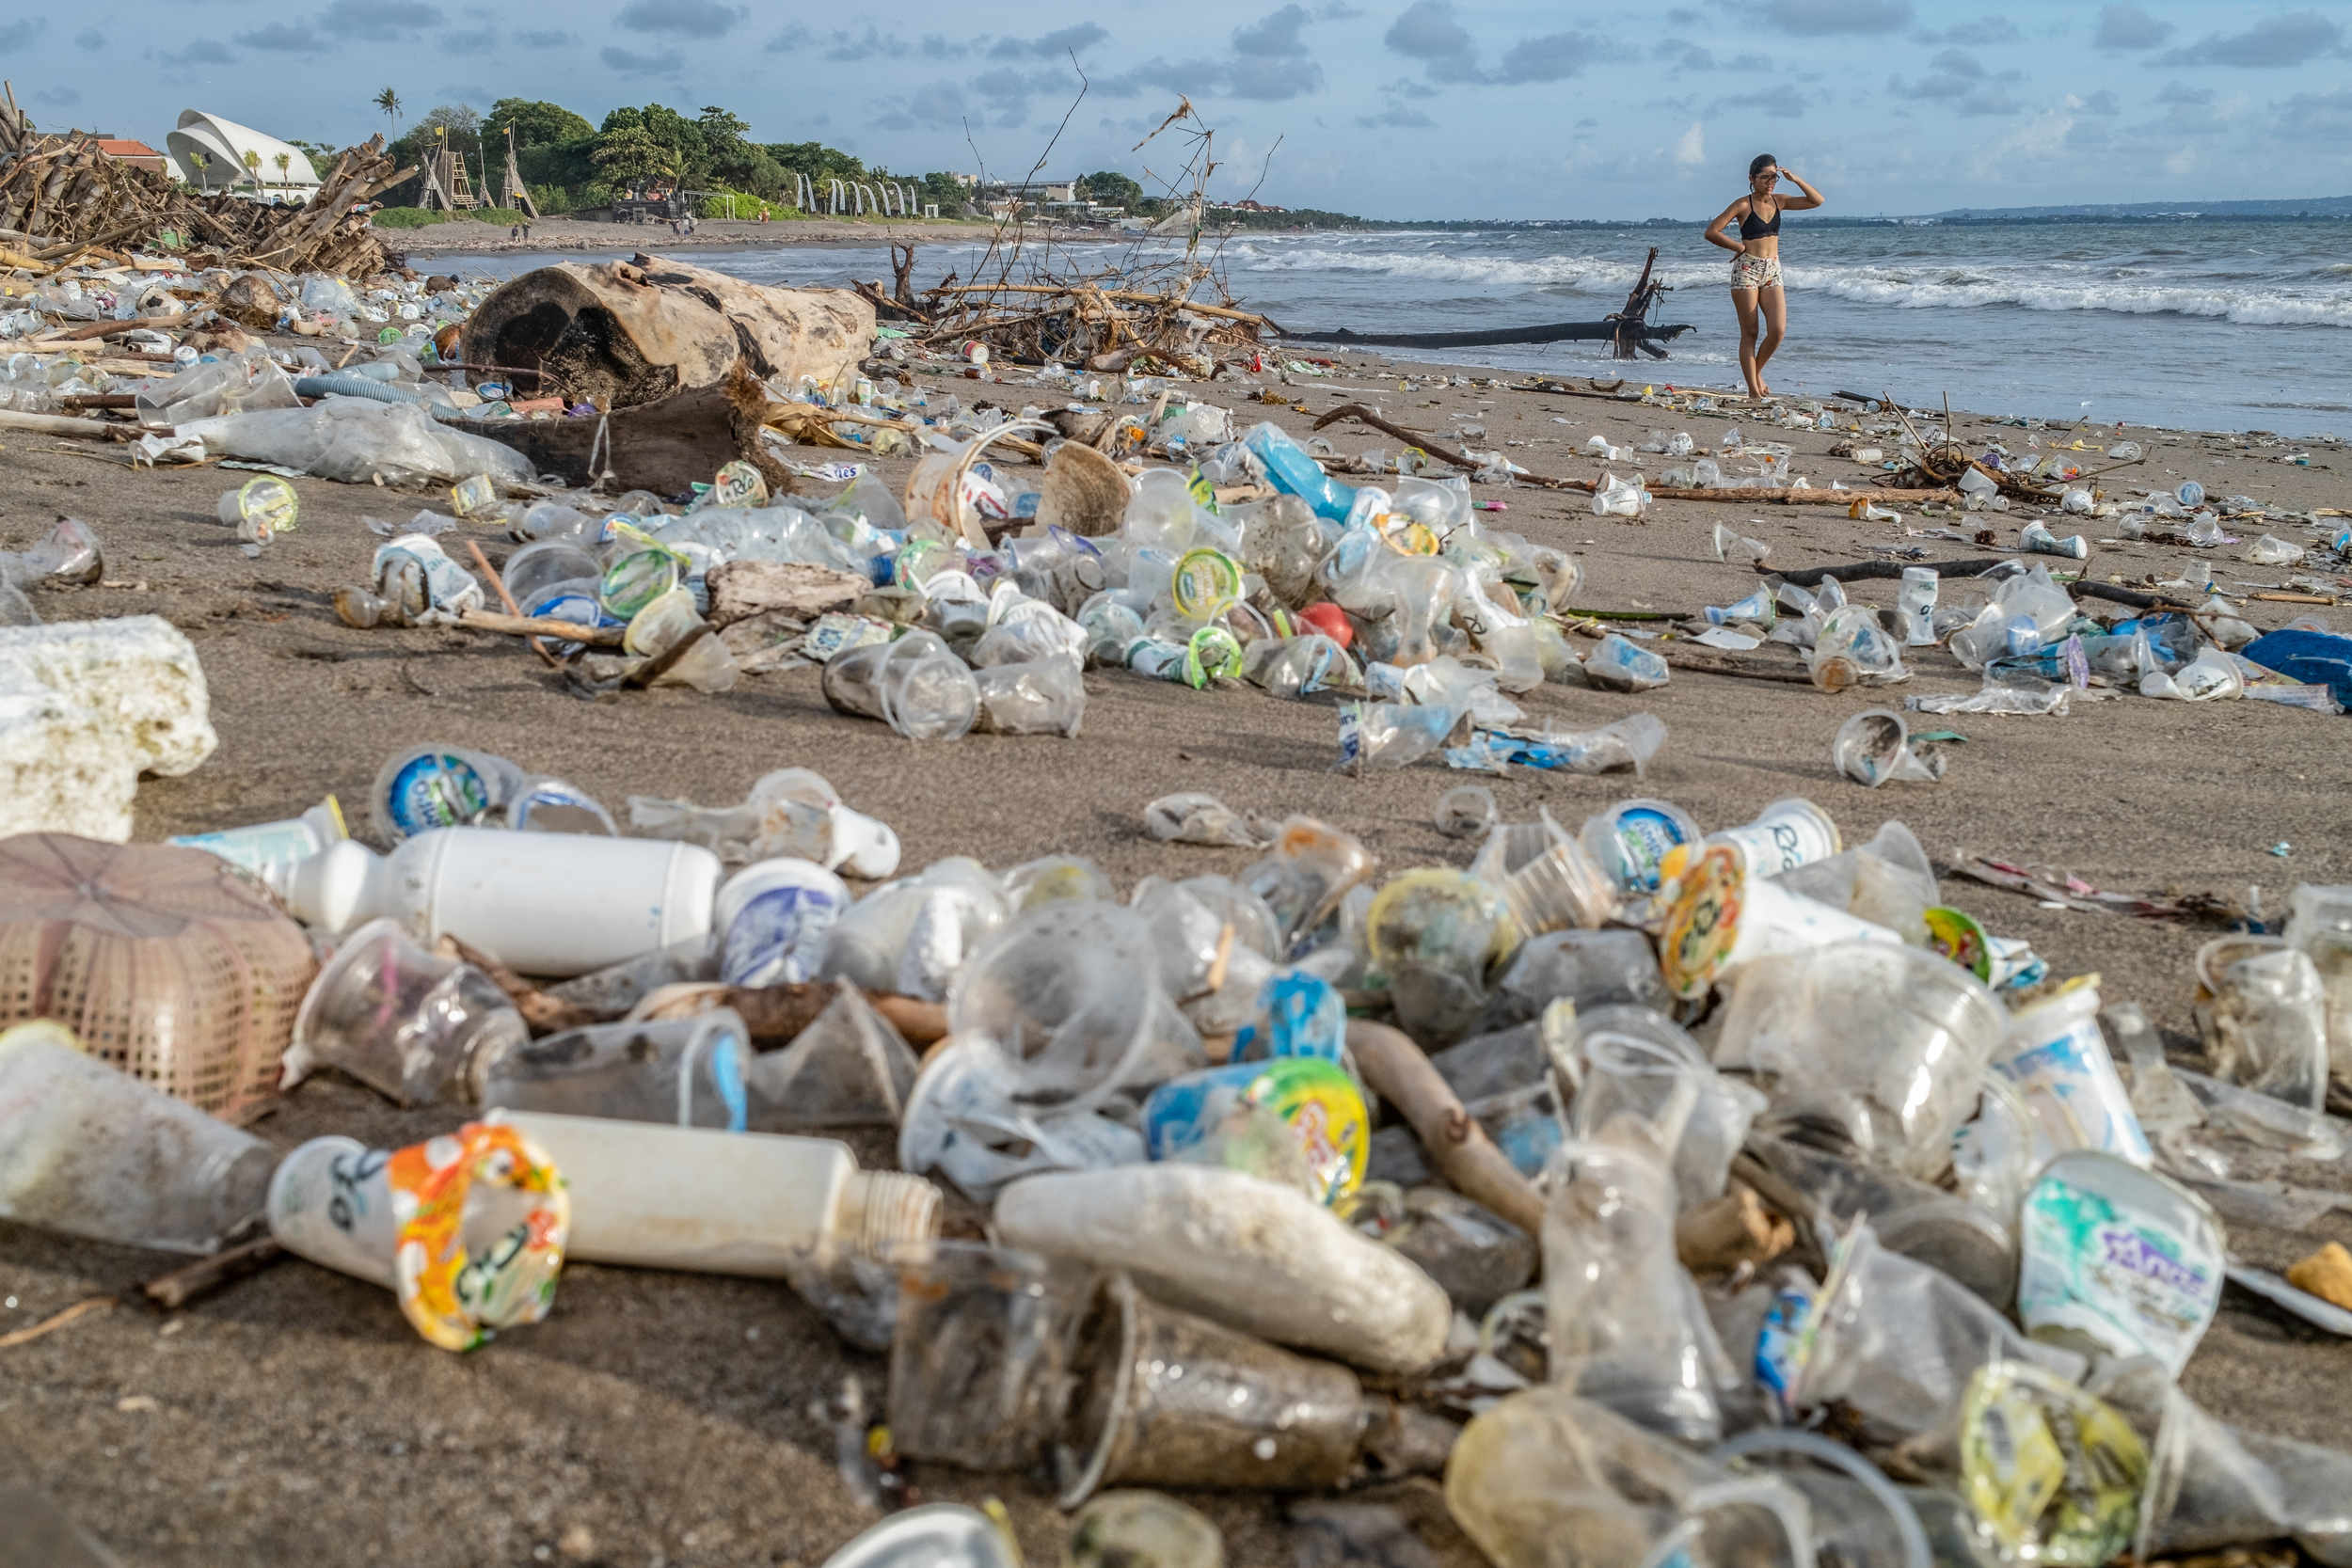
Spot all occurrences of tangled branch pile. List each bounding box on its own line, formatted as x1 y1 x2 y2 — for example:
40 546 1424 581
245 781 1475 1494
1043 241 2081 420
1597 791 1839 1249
857 100 1278 378
907 274 1275 378
0 87 411 277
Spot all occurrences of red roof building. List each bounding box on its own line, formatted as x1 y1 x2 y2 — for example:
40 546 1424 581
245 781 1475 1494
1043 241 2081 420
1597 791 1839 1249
89 138 167 174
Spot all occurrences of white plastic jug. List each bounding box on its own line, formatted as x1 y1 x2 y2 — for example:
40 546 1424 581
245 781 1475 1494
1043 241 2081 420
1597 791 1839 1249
284 827 720 977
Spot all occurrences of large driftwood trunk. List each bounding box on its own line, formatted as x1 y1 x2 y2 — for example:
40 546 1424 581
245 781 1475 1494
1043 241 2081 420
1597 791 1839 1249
467 359 792 496
462 253 877 411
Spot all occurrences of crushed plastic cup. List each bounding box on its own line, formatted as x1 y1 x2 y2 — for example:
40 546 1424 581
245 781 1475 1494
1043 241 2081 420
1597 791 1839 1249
1445 1386 1817 1568
1367 869 1517 1048
821 1506 1022 1568
1543 1131 1730 1445
1994 980 2153 1168
0 1021 276 1254
2195 936 2330 1110
1143 791 1271 847
898 1036 1146 1201
749 984 921 1131
2016 1150 2222 1376
372 743 524 842
1497 832 1618 940
1142 1056 1369 1207
280 917 529 1107
266 1123 570 1352
1063 1493 1224 1568
946 899 1202 1115
885 1240 1089 1472
1958 1360 2146 1566
1712 941 2003 1179
1834 710 1946 787
1585 633 1668 691
1711 522 1771 565
1057 1271 1365 1506
1581 797 1702 899
1435 784 1500 839
1791 1222 2087 1447
2023 520 2090 558
473 1010 752 1131
217 474 298 552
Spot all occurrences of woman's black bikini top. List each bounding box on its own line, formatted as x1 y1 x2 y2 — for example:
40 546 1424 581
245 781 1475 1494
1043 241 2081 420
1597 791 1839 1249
1739 200 1782 240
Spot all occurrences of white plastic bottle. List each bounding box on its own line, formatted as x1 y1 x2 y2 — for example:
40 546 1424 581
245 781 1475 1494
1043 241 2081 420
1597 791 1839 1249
487 1110 942 1273
283 826 721 977
169 797 347 895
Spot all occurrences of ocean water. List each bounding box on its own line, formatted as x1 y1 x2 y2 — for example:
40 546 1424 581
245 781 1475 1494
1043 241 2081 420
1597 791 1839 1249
430 217 2352 435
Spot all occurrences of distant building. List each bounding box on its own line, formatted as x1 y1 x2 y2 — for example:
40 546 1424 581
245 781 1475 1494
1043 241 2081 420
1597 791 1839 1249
166 111 321 194
1208 199 1288 214
82 137 167 174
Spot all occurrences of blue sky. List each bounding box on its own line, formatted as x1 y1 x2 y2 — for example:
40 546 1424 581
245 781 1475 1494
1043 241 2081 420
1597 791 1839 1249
8 1 2350 217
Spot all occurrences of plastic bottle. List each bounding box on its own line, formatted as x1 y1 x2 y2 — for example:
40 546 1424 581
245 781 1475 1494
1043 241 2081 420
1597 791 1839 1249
486 1110 942 1273
283 827 721 977
168 798 347 895
1243 420 1356 522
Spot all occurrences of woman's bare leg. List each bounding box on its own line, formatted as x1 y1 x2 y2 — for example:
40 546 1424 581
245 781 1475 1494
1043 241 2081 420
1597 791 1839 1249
1751 284 1788 396
1732 287 1763 398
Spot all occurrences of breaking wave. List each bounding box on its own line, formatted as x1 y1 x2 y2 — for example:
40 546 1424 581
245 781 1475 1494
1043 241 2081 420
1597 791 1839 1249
1776 261 2352 327
1230 243 1644 292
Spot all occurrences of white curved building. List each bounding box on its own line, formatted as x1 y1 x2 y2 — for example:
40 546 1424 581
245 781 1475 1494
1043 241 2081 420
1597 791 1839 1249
166 110 321 196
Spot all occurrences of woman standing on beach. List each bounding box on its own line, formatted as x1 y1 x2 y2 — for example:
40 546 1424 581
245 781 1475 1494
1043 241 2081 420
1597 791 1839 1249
1704 155 1824 400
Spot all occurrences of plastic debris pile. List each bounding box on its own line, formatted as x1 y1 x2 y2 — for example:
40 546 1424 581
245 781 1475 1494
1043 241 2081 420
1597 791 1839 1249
14 753 2352 1567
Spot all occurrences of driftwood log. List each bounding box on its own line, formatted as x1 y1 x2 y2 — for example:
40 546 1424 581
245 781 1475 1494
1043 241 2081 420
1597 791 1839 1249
463 254 876 411
467 359 792 496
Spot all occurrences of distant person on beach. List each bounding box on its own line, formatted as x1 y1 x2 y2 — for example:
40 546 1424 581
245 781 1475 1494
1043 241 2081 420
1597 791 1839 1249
1703 154 1824 400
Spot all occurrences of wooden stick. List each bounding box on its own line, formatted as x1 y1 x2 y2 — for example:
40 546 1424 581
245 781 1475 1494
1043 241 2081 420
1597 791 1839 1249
29 310 197 343
444 936 601 1035
0 408 118 438
454 608 625 646
140 1237 285 1311
0 1294 114 1349
1345 1019 1543 1234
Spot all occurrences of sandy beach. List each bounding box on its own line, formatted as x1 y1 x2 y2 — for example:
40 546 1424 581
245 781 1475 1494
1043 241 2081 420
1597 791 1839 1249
2 323 2349 1566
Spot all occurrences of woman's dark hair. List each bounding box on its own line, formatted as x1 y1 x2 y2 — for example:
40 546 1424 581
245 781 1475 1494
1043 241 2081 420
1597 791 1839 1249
1750 153 1778 179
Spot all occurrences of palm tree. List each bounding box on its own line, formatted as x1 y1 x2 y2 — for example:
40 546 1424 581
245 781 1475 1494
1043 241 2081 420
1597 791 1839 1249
273 151 291 187
243 149 262 188
373 87 402 138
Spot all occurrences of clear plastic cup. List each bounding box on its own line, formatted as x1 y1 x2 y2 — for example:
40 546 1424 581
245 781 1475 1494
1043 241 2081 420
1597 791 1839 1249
886 1240 1089 1471
283 918 529 1106
0 1022 274 1254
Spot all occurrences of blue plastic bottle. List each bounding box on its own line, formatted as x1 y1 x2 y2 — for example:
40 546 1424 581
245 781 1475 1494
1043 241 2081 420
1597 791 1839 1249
1244 421 1356 522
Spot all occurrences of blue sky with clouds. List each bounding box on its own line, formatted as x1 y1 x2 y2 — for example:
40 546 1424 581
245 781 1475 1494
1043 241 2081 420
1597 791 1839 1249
6 1 2349 217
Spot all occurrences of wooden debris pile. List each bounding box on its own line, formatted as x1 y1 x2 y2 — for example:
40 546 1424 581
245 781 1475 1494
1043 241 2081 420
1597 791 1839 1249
896 269 1277 378
0 85 412 277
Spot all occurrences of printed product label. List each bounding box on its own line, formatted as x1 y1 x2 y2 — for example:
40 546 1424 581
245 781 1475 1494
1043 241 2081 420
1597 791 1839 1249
1607 805 1691 893
382 752 493 838
2016 1156 2221 1377
723 883 846 988
1141 1057 1369 1206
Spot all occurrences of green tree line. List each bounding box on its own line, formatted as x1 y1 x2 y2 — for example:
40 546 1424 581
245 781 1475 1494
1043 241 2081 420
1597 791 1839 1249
373 98 977 217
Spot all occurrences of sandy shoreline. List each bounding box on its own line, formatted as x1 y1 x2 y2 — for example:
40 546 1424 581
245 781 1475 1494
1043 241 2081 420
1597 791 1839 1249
1 319 2348 1563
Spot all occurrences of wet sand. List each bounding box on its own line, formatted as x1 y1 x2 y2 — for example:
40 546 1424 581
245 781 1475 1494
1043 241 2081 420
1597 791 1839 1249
1 346 2348 1566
